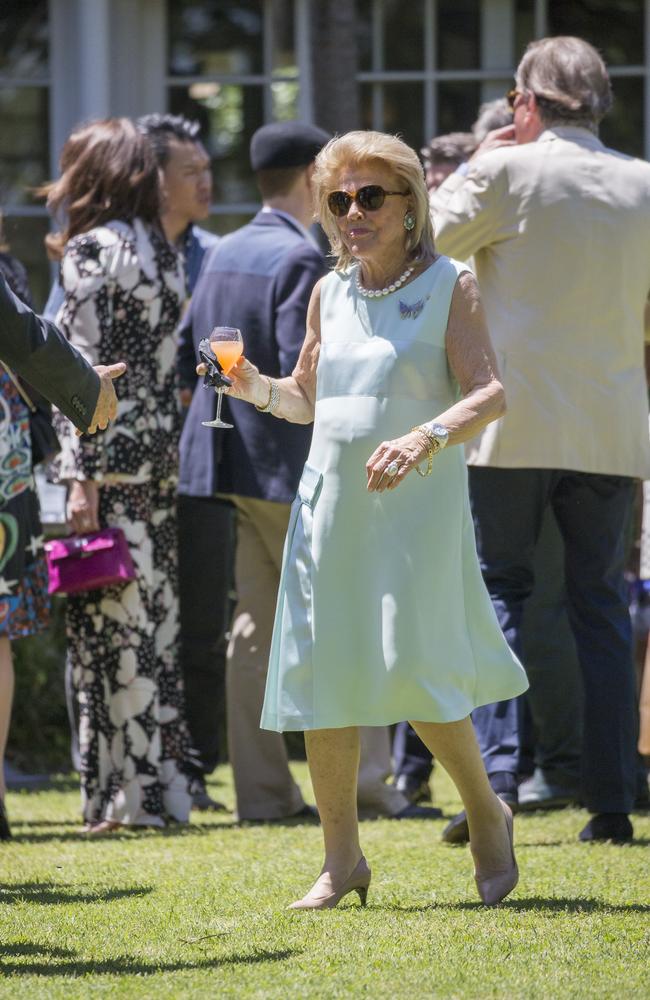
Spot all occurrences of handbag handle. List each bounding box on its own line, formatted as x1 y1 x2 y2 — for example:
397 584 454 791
0 361 37 413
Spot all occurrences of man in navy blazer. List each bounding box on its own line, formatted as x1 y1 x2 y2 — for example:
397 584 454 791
177 121 330 821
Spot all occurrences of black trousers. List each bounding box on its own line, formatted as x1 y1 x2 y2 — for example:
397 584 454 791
469 467 638 814
177 494 235 776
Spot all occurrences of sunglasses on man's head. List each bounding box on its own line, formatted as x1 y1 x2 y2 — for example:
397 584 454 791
327 185 409 217
505 87 537 110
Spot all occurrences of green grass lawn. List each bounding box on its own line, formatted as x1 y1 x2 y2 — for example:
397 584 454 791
0 764 648 999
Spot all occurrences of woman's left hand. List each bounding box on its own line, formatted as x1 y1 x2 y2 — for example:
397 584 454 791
366 431 428 492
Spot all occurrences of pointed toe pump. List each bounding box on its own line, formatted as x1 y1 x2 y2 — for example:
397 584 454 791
289 856 371 911
474 799 518 906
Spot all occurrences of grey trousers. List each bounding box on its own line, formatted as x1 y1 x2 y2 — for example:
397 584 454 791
226 497 411 819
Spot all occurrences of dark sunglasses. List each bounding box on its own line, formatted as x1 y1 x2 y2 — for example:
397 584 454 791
327 185 409 217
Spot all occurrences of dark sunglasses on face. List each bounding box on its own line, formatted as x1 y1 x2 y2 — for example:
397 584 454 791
327 185 409 217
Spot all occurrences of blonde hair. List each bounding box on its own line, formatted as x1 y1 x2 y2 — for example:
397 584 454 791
516 36 612 130
312 130 435 272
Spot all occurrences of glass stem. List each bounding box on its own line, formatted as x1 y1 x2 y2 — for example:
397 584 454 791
215 387 224 423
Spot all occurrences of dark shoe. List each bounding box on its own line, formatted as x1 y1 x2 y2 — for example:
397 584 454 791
518 772 581 811
442 792 517 846
579 813 633 844
241 804 319 825
393 775 433 804
191 779 227 812
0 800 12 840
391 803 443 820
290 804 319 821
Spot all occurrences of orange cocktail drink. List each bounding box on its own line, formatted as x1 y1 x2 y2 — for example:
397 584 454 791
210 339 243 374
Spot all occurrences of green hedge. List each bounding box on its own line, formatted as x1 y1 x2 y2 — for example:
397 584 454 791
9 597 72 772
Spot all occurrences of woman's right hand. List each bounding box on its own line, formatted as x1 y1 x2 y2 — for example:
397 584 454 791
68 479 100 535
196 355 269 407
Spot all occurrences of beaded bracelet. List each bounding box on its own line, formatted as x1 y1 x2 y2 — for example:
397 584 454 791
255 376 280 415
410 425 436 477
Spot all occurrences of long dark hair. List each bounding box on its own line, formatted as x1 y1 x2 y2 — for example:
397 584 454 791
40 117 161 260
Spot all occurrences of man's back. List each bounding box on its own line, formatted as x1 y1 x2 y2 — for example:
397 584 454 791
433 126 650 477
178 211 326 500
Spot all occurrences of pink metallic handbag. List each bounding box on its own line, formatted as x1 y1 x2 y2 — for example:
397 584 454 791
45 528 136 595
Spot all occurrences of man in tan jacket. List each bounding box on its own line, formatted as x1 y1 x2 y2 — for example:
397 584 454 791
431 36 650 844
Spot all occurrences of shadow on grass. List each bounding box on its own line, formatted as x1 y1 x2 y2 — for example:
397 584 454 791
0 883 153 905
380 896 650 914
9 820 83 829
4 821 243 843
0 941 298 977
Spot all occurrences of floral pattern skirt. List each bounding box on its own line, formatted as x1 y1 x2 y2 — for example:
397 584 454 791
0 487 50 640
66 479 193 826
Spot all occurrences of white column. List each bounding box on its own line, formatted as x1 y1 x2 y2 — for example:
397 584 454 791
49 0 111 172
480 0 515 102
296 0 313 122
77 0 111 119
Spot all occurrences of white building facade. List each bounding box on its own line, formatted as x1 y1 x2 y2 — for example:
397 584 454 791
1 0 649 304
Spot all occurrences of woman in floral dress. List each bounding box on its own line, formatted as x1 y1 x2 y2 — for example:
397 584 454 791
43 118 193 832
0 241 51 839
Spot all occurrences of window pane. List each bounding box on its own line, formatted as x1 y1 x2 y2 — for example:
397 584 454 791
0 87 49 207
548 0 643 67
438 81 482 135
271 0 296 74
271 80 299 120
169 84 264 204
168 0 265 76
384 0 425 71
437 0 480 70
601 76 643 158
361 83 424 153
1 215 51 311
515 0 535 64
0 0 49 79
357 0 373 72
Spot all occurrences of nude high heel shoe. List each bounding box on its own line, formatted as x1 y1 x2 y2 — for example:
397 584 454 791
474 799 519 906
288 856 371 910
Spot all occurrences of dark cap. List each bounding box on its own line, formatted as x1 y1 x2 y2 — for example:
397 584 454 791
250 121 331 172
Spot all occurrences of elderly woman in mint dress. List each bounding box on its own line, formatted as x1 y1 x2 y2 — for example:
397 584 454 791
44 118 193 833
210 130 528 910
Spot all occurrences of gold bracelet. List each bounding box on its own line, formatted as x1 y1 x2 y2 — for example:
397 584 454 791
410 426 434 477
255 376 280 415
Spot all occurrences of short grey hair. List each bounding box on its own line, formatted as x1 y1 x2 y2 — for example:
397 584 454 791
421 131 476 166
472 98 513 143
516 36 612 131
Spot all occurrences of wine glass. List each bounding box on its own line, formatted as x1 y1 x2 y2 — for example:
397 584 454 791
201 326 243 429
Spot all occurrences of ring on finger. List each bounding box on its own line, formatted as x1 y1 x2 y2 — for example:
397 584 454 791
385 461 400 478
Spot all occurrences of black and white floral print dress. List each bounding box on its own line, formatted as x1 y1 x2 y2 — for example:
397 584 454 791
54 219 193 827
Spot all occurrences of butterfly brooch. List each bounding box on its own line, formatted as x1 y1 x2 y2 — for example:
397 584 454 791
398 296 428 320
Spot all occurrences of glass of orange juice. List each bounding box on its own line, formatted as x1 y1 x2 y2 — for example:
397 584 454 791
201 326 243 429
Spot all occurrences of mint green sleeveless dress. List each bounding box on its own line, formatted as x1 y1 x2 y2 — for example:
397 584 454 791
261 256 528 732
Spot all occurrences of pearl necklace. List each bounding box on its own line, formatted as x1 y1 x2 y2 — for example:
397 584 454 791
355 264 415 298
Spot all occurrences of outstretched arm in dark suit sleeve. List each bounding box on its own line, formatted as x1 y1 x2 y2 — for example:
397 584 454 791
0 272 100 432
273 244 327 375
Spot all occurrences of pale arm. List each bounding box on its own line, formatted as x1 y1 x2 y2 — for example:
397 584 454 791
200 278 324 425
366 271 505 491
